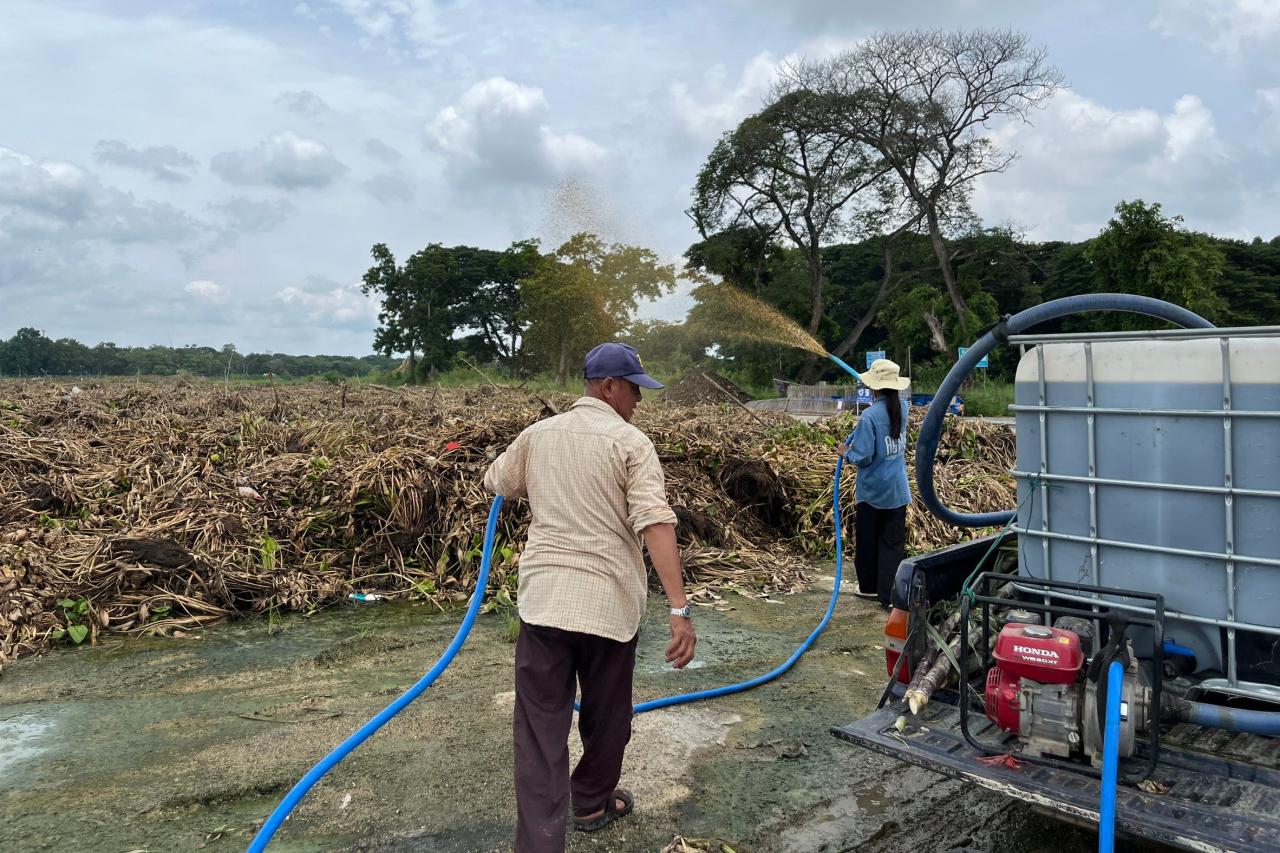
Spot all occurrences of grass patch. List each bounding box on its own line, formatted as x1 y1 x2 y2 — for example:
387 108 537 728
960 380 1014 417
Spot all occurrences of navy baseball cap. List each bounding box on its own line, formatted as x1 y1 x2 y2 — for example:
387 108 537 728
583 342 664 389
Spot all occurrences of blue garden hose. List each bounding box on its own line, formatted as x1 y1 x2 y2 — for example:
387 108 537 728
632 425 853 712
249 415 861 850
246 497 505 853
1098 659 1124 853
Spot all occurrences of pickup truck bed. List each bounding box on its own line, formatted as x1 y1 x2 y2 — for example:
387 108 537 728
834 695 1280 852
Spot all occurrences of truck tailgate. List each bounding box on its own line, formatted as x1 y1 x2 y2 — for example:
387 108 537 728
833 698 1280 853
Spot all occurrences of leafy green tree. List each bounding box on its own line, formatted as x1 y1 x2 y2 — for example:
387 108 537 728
1217 238 1280 327
2 327 53 376
683 226 784 297
361 243 423 376
361 240 542 379
822 227 932 364
92 342 127 375
880 277 997 357
1086 200 1226 328
459 239 541 372
521 233 676 385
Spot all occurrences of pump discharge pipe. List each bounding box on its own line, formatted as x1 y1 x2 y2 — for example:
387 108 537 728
249 355 866 851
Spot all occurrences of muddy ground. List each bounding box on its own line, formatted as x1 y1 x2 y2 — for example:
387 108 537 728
0 572 1094 853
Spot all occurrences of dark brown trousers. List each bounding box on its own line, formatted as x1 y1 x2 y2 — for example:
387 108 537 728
513 620 637 853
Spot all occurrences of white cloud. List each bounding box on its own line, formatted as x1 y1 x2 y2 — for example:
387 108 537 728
669 52 783 141
426 77 608 189
185 279 226 301
363 137 403 163
323 0 446 58
277 279 379 328
972 90 1245 239
0 145 200 243
275 89 334 117
1153 0 1280 58
93 139 199 182
211 131 348 190
667 36 861 143
211 196 297 234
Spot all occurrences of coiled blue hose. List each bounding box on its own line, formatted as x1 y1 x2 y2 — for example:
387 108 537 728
250 422 859 850
1098 659 1124 853
914 294 1212 528
246 496 505 853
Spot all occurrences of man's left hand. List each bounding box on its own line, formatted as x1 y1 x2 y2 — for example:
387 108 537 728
665 615 696 669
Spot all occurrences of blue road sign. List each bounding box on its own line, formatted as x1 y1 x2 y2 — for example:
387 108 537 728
866 350 886 369
957 346 988 368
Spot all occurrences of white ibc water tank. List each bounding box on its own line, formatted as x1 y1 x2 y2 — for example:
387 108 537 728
1014 333 1280 687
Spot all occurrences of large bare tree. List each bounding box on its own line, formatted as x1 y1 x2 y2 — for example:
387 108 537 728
792 29 1061 348
688 86 891 379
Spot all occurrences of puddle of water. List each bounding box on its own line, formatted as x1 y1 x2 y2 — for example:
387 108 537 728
0 714 55 775
778 782 900 851
636 658 708 673
851 783 892 816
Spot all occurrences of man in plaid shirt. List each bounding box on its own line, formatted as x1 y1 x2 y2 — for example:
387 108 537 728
484 342 697 852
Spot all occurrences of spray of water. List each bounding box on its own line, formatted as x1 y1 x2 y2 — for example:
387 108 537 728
533 180 863 381
538 176 626 247
689 280 828 356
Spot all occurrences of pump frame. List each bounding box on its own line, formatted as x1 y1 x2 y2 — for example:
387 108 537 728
957 571 1167 782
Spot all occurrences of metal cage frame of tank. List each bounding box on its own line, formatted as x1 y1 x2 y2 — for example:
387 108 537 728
1007 325 1280 705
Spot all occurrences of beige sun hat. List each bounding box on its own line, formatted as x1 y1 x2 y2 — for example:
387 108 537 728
859 358 911 391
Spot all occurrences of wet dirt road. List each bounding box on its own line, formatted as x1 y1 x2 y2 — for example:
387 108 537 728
0 572 1091 852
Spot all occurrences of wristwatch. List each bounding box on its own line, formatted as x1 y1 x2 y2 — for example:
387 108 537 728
670 604 692 618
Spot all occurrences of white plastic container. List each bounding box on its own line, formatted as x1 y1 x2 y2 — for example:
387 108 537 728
1014 332 1280 688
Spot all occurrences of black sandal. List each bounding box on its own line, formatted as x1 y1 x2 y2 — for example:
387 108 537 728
573 788 634 832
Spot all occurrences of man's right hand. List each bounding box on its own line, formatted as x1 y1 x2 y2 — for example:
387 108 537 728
665 615 696 668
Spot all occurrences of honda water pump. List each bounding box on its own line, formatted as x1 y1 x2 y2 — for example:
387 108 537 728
984 619 1153 763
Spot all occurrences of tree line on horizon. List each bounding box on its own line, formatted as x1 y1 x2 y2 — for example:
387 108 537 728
353 193 1280 391
9 195 1276 386
0 332 395 381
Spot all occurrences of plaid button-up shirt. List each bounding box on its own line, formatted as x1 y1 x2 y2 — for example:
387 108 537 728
483 396 678 641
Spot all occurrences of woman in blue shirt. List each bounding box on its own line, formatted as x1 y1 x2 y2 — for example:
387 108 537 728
837 359 911 609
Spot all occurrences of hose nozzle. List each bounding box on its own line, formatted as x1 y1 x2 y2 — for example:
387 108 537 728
826 352 862 382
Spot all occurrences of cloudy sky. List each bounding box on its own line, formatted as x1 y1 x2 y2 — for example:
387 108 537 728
2 0 1278 355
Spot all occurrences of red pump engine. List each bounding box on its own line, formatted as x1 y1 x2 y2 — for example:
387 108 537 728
985 622 1086 757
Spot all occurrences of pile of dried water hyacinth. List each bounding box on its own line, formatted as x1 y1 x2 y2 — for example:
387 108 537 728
0 380 1015 666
